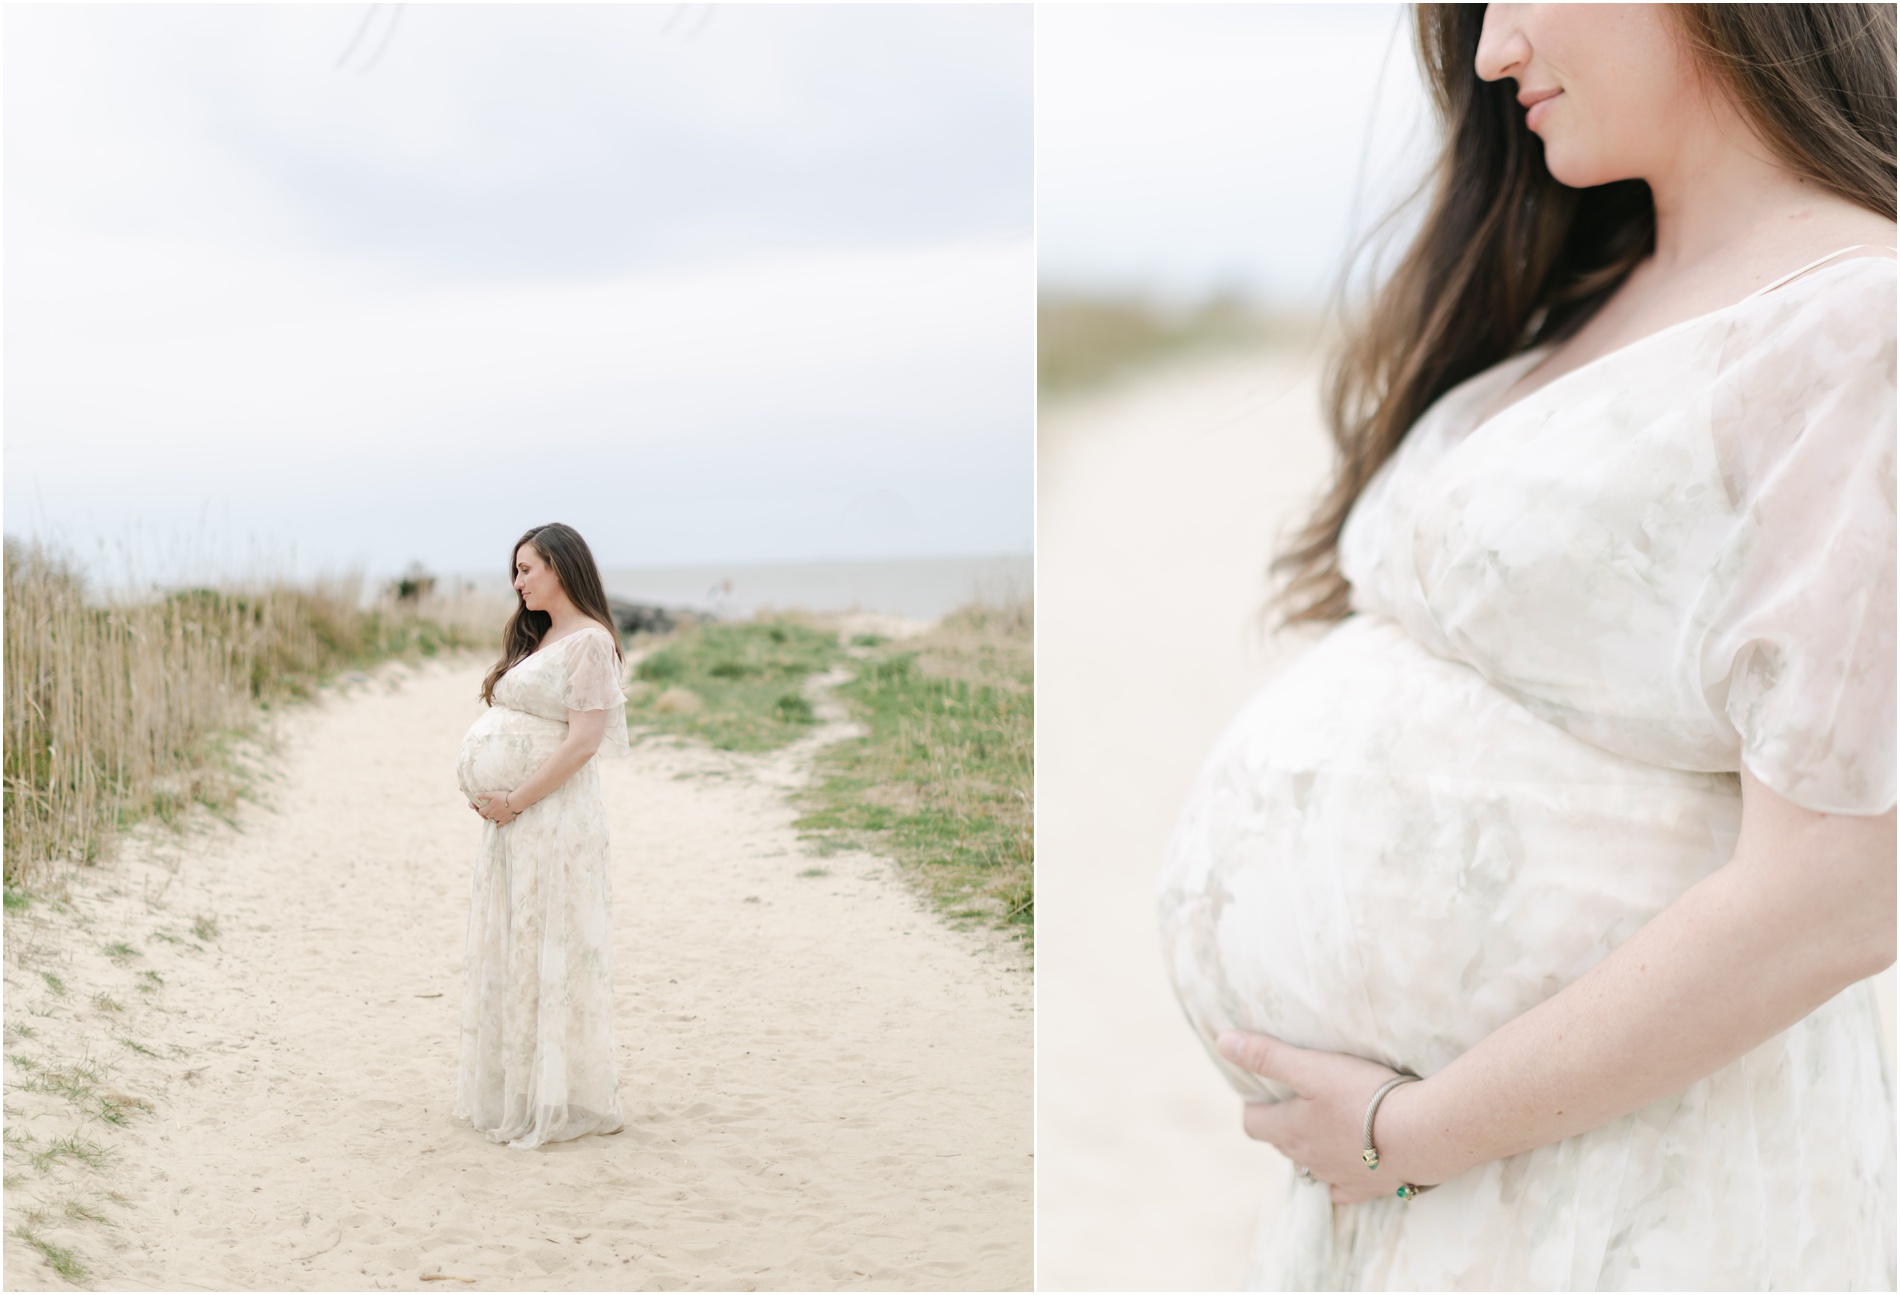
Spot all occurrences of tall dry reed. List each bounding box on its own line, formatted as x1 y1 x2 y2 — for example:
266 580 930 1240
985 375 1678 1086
3 539 491 889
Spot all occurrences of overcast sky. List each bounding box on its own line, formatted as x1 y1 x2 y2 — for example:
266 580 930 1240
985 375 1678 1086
1037 3 1436 310
6 4 1033 585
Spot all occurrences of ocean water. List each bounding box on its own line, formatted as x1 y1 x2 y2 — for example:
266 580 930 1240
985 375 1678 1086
459 554 1031 622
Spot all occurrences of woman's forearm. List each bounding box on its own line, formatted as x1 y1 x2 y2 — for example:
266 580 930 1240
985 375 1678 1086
506 725 606 812
1381 771 1895 1187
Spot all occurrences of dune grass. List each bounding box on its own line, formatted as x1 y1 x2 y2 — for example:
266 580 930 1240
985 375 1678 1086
1038 294 1319 397
3 538 489 892
796 603 1034 945
11 1225 86 1282
622 606 1035 944
624 619 844 752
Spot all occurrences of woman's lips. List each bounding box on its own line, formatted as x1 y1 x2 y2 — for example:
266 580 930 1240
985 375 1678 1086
1520 87 1562 131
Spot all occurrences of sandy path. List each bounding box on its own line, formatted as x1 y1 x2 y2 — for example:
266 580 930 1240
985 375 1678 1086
1033 345 1897 1291
1035 349 1331 1291
5 654 1030 1291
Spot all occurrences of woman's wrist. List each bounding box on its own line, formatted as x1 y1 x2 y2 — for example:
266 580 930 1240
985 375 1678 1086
1374 1075 1471 1188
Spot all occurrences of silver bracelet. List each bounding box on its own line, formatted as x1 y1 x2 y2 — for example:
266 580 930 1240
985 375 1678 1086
1362 1072 1436 1198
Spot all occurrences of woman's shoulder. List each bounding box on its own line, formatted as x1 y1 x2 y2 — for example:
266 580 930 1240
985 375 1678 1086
1735 250 1895 372
556 625 622 681
1709 251 1894 494
1760 248 1895 325
548 623 617 651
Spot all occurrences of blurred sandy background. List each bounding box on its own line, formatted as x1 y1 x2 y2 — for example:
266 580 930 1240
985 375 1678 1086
1038 345 1328 1290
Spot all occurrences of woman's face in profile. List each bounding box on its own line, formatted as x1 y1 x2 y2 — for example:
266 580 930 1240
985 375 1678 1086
1474 3 1703 189
513 543 561 613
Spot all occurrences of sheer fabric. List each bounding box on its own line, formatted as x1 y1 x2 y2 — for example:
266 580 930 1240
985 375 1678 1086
454 623 628 1149
1161 255 1896 1289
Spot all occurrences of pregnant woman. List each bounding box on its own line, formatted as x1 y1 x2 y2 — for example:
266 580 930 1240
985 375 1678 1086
1159 5 1895 1289
456 522 629 1149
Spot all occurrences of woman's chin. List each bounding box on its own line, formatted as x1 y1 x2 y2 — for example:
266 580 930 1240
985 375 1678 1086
1537 142 1622 191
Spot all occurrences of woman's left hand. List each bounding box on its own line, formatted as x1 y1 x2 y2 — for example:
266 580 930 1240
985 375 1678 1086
1217 1030 1440 1205
470 790 521 826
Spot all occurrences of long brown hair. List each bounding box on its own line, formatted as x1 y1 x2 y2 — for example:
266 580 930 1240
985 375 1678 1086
481 523 622 705
1274 2 1897 625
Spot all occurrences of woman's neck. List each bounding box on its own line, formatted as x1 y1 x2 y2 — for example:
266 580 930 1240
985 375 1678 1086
1642 90 1888 275
542 600 591 639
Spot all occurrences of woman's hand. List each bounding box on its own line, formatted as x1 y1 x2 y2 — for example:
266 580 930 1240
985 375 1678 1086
470 790 521 827
1218 1030 1445 1205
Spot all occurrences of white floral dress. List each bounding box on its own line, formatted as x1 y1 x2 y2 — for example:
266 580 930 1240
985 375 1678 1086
1160 251 1896 1289
455 624 629 1149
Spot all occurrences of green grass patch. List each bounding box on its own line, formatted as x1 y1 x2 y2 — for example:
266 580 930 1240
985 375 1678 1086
22 1059 103 1109
625 620 843 752
101 942 137 962
28 1131 107 1175
40 972 67 998
796 603 1033 947
11 1225 86 1282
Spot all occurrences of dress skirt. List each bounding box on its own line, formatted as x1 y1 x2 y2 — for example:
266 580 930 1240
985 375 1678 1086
454 753 622 1149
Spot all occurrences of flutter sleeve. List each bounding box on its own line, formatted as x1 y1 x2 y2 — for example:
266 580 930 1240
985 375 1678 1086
563 626 630 758
1701 262 1895 815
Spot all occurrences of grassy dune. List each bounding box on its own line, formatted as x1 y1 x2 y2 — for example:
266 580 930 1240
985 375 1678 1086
2 539 491 893
623 608 1035 945
625 618 842 752
799 604 1034 944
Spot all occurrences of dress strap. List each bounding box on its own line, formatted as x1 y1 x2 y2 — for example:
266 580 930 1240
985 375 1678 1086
1746 243 1896 300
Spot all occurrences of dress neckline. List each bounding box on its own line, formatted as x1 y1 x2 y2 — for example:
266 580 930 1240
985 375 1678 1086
1458 246 1894 444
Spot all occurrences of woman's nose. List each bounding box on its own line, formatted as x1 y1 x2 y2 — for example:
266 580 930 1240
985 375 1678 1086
1474 7 1531 82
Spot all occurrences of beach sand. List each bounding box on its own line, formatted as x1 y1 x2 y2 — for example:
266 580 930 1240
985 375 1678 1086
1033 345 1897 1291
4 652 1031 1291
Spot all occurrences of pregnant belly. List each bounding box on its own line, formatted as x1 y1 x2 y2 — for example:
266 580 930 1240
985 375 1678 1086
456 705 566 799
1158 614 1742 1103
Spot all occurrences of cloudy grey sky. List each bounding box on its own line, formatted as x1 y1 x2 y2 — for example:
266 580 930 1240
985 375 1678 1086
6 4 1032 584
1037 3 1436 310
